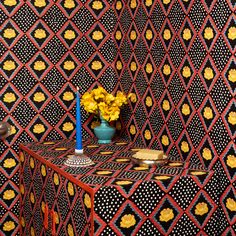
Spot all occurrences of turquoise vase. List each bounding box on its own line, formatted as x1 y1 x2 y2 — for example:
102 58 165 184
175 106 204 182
94 116 115 144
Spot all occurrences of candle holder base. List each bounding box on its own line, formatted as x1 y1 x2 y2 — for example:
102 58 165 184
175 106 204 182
64 153 95 167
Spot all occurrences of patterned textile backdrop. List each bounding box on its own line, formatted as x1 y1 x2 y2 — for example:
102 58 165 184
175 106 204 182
0 0 117 235
116 0 236 233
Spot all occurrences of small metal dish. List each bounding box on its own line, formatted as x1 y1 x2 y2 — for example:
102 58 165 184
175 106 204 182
131 154 169 166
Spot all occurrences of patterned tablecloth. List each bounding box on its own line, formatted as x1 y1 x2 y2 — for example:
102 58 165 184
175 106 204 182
20 139 220 236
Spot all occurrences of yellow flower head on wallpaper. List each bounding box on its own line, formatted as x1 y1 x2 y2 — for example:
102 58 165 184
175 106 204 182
34 0 46 8
120 214 136 228
3 28 16 39
34 61 46 71
195 202 209 216
204 27 214 40
145 0 153 7
34 29 46 39
226 155 236 168
81 86 129 122
182 66 191 78
228 69 236 83
92 0 103 10
64 30 76 40
3 60 16 71
4 0 17 6
92 30 103 41
202 147 212 160
228 26 236 40
64 0 75 9
159 208 174 222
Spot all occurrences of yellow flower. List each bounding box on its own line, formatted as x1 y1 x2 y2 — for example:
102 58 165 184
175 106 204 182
204 27 214 40
195 202 209 216
63 91 74 101
183 28 191 40
30 192 35 204
146 96 152 107
96 170 112 175
3 158 16 168
105 93 115 104
162 100 170 111
3 93 16 103
116 60 123 70
64 30 76 40
228 69 236 83
159 208 174 222
202 148 212 160
3 60 16 71
130 125 136 135
34 29 46 39
4 0 17 6
145 0 152 7
226 198 236 212
228 112 236 125
92 30 103 40
144 130 151 140
130 30 137 40
182 66 191 78
181 141 189 153
68 182 74 196
33 124 45 134
130 0 137 9
161 135 169 146
33 92 45 102
226 155 236 168
92 0 103 10
10 125 16 135
20 184 24 195
146 63 153 73
3 28 16 39
163 29 171 40
182 103 190 116
41 165 46 176
54 173 59 185
31 227 35 236
30 157 34 168
116 1 122 10
155 175 171 180
146 29 153 40
128 93 137 103
130 61 137 71
116 180 133 185
34 61 46 71
163 64 171 75
3 190 15 200
120 214 136 228
34 0 46 7
91 60 102 70
163 0 170 4
203 107 213 120
64 0 75 9
204 67 214 80
115 30 122 40
67 224 74 236
84 193 91 208
20 217 25 227
63 60 75 70
228 26 236 40
3 221 15 231
62 122 74 132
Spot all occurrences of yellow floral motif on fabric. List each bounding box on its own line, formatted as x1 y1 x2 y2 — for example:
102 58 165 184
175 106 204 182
30 158 34 168
130 61 137 71
62 122 74 132
146 63 153 74
226 198 236 212
115 30 122 40
92 30 103 40
181 141 189 153
163 29 171 40
3 158 16 168
228 26 236 40
92 0 103 10
64 60 75 70
161 135 169 146
183 28 191 40
144 130 151 140
41 201 45 213
3 93 16 103
116 180 133 185
228 112 236 125
34 0 46 7
146 29 153 40
64 0 75 9
100 151 113 155
3 221 15 231
130 30 137 40
120 214 136 228
34 29 46 39
3 60 16 71
116 1 122 10
182 66 191 78
204 67 214 80
55 212 59 224
155 175 171 180
130 125 136 135
162 100 170 111
4 0 17 6
202 148 212 160
145 0 152 7
163 0 170 4
3 190 15 200
55 147 67 151
146 96 152 107
20 217 25 227
182 103 190 116
116 60 123 70
203 107 213 120
31 227 35 236
228 69 236 83
30 192 35 204
134 166 149 171
33 124 45 134
34 61 46 71
84 193 91 208
20 184 24 195
163 64 171 75
116 158 129 162
20 152 24 162
204 27 214 40
67 182 74 196
3 28 16 39
64 30 76 40
41 165 46 176
53 173 59 185
67 224 74 236
91 60 102 70
195 202 209 216
96 170 112 175
10 125 16 135
159 208 174 222
33 92 45 102
168 162 183 167
130 0 137 9
63 91 74 101
128 93 137 103
226 155 236 168
190 171 207 176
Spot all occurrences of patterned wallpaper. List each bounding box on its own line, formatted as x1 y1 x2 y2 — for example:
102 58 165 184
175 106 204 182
116 0 236 233
0 0 117 234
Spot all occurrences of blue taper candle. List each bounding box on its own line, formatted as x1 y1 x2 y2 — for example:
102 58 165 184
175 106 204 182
75 87 83 154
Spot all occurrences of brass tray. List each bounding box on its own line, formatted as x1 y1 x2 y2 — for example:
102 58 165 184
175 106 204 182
131 154 169 166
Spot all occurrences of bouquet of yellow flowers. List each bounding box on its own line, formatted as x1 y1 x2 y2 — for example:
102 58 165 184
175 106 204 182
81 86 128 122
